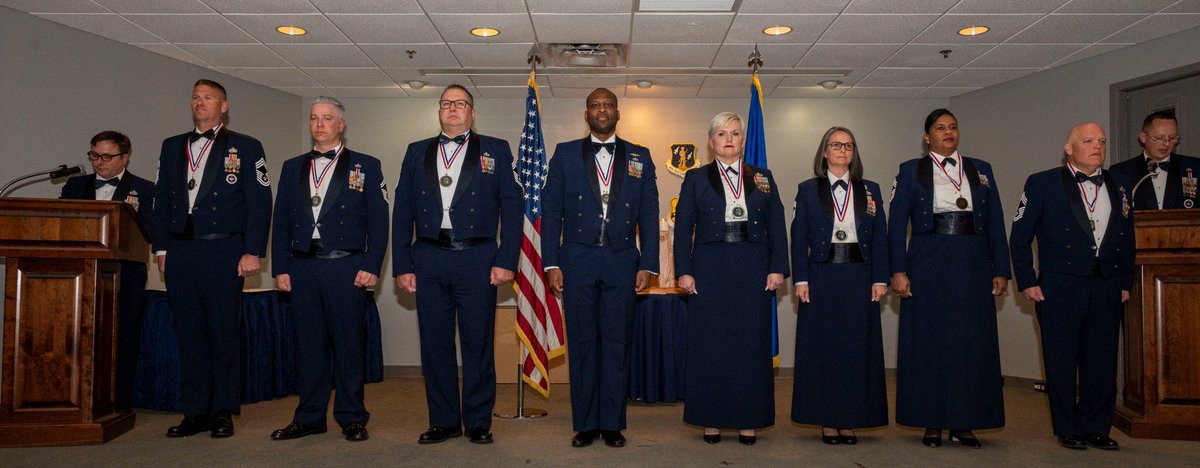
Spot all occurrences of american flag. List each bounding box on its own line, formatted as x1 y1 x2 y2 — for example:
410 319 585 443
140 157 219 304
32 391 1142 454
514 70 565 397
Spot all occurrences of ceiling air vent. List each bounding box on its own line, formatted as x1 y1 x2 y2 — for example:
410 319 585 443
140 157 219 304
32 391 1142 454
546 43 627 68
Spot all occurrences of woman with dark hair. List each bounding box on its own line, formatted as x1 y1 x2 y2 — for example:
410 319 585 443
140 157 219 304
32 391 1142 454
889 108 1011 448
790 127 889 445
675 112 789 445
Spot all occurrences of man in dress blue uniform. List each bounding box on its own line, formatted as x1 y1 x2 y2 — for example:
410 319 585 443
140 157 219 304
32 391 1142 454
541 88 659 448
1109 110 1200 210
60 130 154 411
392 84 522 445
269 97 387 442
1010 122 1134 451
152 79 272 438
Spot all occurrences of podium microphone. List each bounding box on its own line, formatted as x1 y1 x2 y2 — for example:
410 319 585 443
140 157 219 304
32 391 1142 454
0 164 87 197
1129 160 1161 209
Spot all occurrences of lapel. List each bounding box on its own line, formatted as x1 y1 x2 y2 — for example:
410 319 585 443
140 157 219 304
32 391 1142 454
742 163 758 198
816 176 834 221
1162 155 1183 208
318 152 351 220
297 156 316 224
852 178 868 239
1059 167 1094 238
194 129 229 205
111 173 133 202
962 156 983 207
422 139 443 211
917 154 934 192
450 135 479 208
609 138 628 203
706 163 725 203
82 174 98 200
1100 171 1124 247
582 139 603 206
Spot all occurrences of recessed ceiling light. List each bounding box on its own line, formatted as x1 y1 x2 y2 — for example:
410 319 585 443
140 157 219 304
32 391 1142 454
406 80 426 89
762 25 792 36
818 80 841 90
275 26 306 36
958 26 989 36
470 27 500 38
635 80 653 89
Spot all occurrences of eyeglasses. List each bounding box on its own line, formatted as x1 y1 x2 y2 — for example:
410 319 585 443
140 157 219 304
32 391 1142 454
87 151 127 161
438 100 472 110
827 142 855 151
1147 134 1182 144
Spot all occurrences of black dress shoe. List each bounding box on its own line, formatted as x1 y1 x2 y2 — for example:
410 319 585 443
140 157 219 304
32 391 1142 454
343 423 369 442
1058 435 1087 450
738 434 756 446
166 416 211 438
467 426 493 444
703 433 721 444
211 412 234 438
839 434 858 445
949 431 982 449
922 430 942 448
271 421 327 440
601 430 626 447
572 430 599 447
418 426 463 444
1083 433 1119 450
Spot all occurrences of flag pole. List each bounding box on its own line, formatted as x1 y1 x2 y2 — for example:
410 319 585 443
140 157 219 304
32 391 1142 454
495 43 549 420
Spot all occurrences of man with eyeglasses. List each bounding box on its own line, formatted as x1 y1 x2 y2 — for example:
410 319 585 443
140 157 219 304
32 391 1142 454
60 130 155 411
152 79 272 439
1110 110 1199 209
541 88 659 448
393 84 522 445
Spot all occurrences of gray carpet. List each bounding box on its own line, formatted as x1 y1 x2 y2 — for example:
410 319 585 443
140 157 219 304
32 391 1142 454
3 377 1197 467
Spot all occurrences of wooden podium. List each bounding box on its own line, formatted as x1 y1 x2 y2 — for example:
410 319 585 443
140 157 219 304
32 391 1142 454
0 198 148 446
1115 208 1200 440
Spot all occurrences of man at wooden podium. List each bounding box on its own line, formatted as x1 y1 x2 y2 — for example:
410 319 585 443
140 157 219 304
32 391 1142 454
59 130 155 411
1010 123 1135 451
151 79 273 438
1109 110 1200 210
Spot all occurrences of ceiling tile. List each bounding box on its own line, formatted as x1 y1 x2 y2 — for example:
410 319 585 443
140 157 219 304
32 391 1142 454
696 86 750 97
912 14 1042 43
447 43 536 67
1047 43 1129 67
916 87 981 97
178 43 291 67
844 0 958 14
796 44 903 68
474 86 532 98
712 43 809 68
399 85 457 98
624 85 700 98
947 0 1068 14
967 44 1084 68
769 86 849 98
1104 14 1200 43
858 68 954 87
818 14 938 43
553 87 622 98
882 44 994 67
381 69 467 88
531 14 631 44
701 75 784 88
626 75 705 86
628 44 721 67
225 14 350 43
125 14 255 43
428 14 534 43
780 69 870 86
0 0 108 13
308 0 422 14
842 87 923 97
470 75 532 86
219 67 319 86
35 13 164 43
1058 0 1177 14
631 13 735 43
724 14 836 44
325 86 410 97
418 0 526 14
736 0 849 14
527 0 633 14
200 0 317 13
547 76 627 89
359 44 460 67
325 14 441 43
133 43 213 67
94 0 211 13
935 68 1036 87
1008 14 1143 43
1165 0 1200 13
269 44 375 67
305 67 396 87
275 86 335 97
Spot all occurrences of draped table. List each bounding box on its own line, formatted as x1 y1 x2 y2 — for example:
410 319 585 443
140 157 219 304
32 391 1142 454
134 290 383 411
628 293 688 403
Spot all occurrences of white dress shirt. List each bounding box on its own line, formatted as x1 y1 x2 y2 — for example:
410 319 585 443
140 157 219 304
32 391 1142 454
309 144 342 239
1144 152 1169 208
826 171 858 243
592 135 616 218
716 159 747 222
1068 163 1111 254
930 151 973 213
438 131 470 229
186 125 221 213
95 169 126 201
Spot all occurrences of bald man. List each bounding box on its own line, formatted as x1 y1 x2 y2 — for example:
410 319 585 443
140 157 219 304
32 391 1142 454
1010 123 1134 451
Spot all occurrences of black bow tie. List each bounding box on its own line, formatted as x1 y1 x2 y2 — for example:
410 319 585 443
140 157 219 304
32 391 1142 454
1148 159 1169 172
310 149 337 160
594 142 615 156
831 180 847 191
439 134 467 145
1075 171 1104 187
189 128 217 143
940 157 957 168
725 165 739 176
94 177 120 189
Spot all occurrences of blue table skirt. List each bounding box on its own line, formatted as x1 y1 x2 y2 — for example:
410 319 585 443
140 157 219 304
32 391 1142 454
134 290 383 411
628 294 688 403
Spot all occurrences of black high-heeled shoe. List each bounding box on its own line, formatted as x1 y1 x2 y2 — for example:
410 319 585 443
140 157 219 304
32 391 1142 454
923 429 942 448
821 428 840 445
738 434 756 445
703 433 721 444
838 430 858 445
949 430 982 449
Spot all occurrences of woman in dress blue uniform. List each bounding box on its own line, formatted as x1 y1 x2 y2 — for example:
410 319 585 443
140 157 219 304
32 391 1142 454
889 108 1011 448
674 112 788 445
790 127 889 445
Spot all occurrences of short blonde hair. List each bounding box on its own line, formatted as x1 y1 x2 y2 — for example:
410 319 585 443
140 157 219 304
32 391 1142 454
708 112 744 139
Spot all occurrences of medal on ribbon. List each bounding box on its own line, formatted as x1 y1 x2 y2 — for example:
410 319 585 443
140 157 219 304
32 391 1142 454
720 162 745 219
439 133 468 187
596 151 614 204
310 146 343 207
186 123 222 191
832 180 851 241
931 152 968 209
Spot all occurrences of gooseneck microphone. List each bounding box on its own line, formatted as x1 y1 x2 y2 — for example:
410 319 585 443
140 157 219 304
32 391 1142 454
1129 159 1161 209
0 164 87 197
